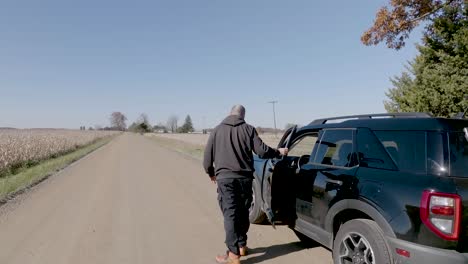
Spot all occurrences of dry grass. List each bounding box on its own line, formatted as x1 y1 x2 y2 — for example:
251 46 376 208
0 129 118 176
145 133 281 160
0 137 114 200
150 133 280 148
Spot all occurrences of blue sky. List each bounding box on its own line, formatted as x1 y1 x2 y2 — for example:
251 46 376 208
0 0 422 130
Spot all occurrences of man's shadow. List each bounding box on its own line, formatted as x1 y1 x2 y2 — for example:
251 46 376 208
242 241 322 264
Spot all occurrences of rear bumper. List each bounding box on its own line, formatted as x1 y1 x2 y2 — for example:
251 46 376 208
387 237 468 264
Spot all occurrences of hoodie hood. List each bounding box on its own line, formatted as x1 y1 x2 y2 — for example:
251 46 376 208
222 115 245 127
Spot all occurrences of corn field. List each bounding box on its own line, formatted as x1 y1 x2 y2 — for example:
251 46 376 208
0 129 117 176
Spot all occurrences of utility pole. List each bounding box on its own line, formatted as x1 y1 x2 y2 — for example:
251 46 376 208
268 100 278 137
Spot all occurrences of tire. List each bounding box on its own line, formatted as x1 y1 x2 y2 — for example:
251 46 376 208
249 179 266 224
333 219 392 264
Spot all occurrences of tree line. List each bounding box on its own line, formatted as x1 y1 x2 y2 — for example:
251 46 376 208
105 112 195 134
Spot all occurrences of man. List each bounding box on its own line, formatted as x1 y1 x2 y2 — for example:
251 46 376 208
203 105 288 264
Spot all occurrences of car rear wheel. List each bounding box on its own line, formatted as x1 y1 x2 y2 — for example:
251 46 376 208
333 219 392 264
249 179 266 224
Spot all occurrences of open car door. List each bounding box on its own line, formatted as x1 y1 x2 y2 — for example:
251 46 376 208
262 125 297 226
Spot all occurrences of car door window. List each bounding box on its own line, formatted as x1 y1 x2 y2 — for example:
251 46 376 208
313 129 355 167
356 128 397 170
288 134 318 157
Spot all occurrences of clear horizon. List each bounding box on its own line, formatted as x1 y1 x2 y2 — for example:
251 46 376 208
1 0 422 130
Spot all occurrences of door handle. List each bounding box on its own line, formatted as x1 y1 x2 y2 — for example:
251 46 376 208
325 179 343 186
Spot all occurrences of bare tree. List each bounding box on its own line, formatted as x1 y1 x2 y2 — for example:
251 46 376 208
167 115 178 133
110 112 127 131
137 113 150 126
131 113 152 133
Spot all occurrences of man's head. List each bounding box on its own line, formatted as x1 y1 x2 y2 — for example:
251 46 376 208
230 105 246 119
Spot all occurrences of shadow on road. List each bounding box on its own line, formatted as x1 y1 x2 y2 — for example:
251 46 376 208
242 241 321 264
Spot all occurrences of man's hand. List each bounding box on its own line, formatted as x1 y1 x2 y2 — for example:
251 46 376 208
278 148 289 156
210 176 217 184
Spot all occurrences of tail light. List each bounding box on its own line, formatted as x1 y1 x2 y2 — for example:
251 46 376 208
420 190 461 241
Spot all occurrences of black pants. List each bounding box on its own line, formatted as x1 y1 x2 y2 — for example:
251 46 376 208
217 177 253 256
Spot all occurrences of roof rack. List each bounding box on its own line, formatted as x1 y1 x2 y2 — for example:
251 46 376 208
309 112 433 125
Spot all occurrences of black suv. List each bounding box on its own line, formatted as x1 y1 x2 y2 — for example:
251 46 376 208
249 113 468 264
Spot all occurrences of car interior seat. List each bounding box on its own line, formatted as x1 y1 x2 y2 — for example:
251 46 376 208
334 143 353 167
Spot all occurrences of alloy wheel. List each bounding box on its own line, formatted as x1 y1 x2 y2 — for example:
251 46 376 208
337 232 375 264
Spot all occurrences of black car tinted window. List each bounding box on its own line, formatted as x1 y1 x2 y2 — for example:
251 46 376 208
314 129 354 167
449 132 468 177
357 128 397 170
427 132 449 176
374 131 426 174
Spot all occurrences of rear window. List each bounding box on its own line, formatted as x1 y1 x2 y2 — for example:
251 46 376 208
427 132 449 176
374 131 426 174
449 132 468 177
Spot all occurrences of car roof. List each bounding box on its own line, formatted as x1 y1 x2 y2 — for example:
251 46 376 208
300 113 468 132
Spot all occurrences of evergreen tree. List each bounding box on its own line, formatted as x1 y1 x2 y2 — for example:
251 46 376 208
180 115 194 133
384 3 468 117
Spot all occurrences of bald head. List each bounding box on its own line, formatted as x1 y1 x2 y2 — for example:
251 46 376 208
230 105 246 119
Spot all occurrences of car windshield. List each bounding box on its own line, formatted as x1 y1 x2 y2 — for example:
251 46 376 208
449 131 468 177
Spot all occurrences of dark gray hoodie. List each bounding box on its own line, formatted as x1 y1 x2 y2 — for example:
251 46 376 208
203 115 280 179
